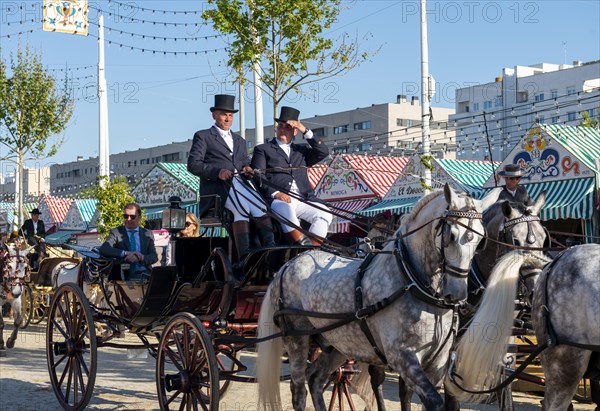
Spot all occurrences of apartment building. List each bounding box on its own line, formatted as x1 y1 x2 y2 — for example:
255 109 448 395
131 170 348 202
449 60 600 161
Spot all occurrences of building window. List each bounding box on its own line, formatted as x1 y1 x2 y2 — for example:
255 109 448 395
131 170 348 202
333 125 348 134
312 127 326 137
589 108 598 118
551 116 559 124
567 86 576 96
162 152 181 162
483 101 492 110
495 96 503 107
538 115 545 123
406 119 414 128
567 112 576 121
534 93 545 102
396 118 403 126
516 91 528 103
353 120 371 130
472 102 479 112
551 89 558 99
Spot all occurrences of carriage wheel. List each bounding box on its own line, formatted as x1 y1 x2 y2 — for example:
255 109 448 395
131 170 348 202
20 284 33 329
30 290 48 325
214 345 241 399
46 283 97 411
156 313 219 410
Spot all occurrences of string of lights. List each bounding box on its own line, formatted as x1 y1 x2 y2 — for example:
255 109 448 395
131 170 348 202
0 28 36 38
47 65 96 72
106 0 205 16
86 19 222 42
87 4 207 28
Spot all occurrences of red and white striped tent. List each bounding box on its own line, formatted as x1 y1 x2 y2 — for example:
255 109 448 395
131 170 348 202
307 163 329 189
314 154 409 233
37 194 73 233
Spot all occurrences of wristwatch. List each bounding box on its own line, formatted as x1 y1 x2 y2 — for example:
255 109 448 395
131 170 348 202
303 128 310 135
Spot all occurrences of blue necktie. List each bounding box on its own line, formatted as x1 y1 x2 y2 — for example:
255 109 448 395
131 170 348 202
128 230 138 273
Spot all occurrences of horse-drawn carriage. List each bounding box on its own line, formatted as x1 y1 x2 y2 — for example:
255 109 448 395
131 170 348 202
42 186 599 411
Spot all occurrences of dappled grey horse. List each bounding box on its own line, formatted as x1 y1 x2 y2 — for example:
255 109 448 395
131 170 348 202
256 184 501 411
447 244 600 411
0 244 33 356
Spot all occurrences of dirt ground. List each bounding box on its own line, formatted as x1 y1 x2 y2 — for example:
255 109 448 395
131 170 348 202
0 320 596 411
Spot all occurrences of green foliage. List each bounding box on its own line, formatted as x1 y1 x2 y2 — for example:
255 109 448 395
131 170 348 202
89 176 144 238
203 0 376 115
0 46 73 160
580 108 599 128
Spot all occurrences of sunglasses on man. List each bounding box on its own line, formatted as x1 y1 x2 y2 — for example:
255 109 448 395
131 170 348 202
507 177 521 181
123 214 138 220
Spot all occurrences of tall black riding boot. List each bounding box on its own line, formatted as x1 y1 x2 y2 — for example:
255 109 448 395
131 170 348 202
232 221 251 262
286 229 313 246
255 216 276 248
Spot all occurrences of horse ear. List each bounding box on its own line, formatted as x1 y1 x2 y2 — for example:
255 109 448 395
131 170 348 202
480 187 502 212
531 190 546 215
443 183 456 207
501 200 513 217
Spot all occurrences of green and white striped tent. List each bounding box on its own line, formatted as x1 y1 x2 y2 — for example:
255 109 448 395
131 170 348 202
359 157 499 217
483 123 600 238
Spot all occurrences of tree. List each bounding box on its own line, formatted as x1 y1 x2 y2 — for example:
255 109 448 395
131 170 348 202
203 0 375 119
88 176 146 238
580 108 599 128
0 46 74 228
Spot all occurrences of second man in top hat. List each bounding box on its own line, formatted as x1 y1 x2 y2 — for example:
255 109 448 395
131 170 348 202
187 94 275 262
251 106 332 245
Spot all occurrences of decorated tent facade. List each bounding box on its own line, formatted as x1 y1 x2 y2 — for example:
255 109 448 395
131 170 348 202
0 202 37 232
46 199 100 245
360 157 500 217
314 154 409 232
483 123 600 240
38 194 73 233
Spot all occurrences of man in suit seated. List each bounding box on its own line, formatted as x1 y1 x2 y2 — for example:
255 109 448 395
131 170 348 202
251 106 332 245
99 203 158 280
20 208 46 270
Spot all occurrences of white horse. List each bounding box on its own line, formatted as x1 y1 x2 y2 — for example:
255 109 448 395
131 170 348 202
447 245 600 411
256 184 501 411
0 243 34 356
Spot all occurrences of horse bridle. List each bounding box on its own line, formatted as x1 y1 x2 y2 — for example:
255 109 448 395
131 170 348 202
436 208 484 279
1 253 31 291
499 213 549 248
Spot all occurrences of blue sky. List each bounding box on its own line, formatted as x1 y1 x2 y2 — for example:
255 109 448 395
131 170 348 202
1 0 599 170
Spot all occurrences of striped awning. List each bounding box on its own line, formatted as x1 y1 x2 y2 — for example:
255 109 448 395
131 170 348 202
45 230 83 245
42 195 73 225
308 164 328 189
523 177 597 220
437 159 500 198
359 197 421 217
342 154 409 198
329 199 375 233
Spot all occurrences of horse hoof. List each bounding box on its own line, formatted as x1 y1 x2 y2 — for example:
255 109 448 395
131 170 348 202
6 340 14 349
0 349 6 357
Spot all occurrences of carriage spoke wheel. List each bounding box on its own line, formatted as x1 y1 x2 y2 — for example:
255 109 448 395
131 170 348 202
156 313 219 411
46 283 97 411
214 344 241 399
20 284 33 329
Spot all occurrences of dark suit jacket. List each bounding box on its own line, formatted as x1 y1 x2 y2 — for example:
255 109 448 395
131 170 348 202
99 226 158 269
251 136 329 201
21 219 46 242
498 185 533 206
187 126 251 217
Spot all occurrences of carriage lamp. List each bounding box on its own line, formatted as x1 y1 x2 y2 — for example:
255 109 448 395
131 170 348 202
162 196 186 233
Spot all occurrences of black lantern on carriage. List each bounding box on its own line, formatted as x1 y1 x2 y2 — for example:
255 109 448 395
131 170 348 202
162 196 186 234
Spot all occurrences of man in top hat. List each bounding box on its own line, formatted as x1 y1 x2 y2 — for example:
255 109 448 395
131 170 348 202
187 94 275 262
498 164 533 206
251 106 332 245
20 208 46 269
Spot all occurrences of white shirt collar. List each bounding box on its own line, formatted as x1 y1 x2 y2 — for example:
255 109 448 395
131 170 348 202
214 124 231 138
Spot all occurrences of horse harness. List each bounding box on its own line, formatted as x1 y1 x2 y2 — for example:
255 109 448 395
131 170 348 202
273 207 485 365
0 248 31 295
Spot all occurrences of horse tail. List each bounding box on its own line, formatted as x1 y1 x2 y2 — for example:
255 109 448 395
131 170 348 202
446 250 531 401
352 362 376 411
256 285 283 411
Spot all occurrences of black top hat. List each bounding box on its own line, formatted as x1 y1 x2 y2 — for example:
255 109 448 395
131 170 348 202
210 94 238 113
275 106 300 123
498 164 525 178
31 208 42 215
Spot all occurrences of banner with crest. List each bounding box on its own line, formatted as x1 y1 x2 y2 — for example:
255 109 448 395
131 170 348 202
43 0 88 36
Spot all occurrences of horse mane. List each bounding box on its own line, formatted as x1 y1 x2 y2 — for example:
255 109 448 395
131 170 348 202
406 190 444 221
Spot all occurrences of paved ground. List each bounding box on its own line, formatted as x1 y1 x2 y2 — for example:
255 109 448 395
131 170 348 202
0 320 596 410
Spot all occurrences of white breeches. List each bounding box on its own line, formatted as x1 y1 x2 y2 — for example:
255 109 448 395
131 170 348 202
224 177 267 222
271 197 332 238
